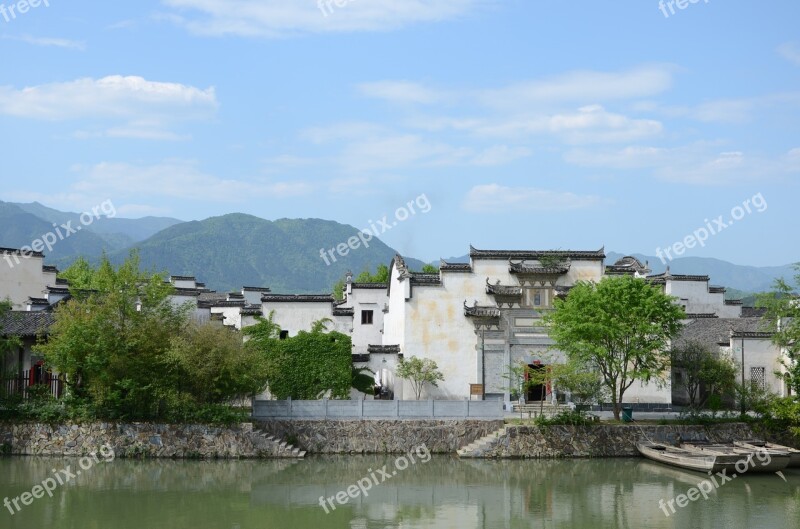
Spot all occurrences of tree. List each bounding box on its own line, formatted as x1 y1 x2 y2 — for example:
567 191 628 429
671 340 737 410
555 360 609 409
333 264 390 300
421 264 439 274
396 356 444 400
167 323 270 405
244 317 353 400
59 256 96 290
544 275 685 420
38 252 189 419
758 264 800 395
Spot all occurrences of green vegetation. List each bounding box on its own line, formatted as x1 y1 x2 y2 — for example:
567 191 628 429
545 275 685 420
243 315 353 400
758 263 800 395
670 340 737 411
396 356 444 400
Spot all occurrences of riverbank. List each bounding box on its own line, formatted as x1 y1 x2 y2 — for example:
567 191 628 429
1 420 794 459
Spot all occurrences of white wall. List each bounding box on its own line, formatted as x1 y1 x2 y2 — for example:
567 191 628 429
0 252 55 310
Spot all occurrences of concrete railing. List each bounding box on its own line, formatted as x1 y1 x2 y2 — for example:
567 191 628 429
252 398 504 420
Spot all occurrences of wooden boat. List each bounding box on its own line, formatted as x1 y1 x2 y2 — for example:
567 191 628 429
636 442 741 474
682 441 790 473
734 440 800 468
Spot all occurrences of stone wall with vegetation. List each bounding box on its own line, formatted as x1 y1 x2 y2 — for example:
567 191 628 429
482 423 757 458
256 419 506 454
0 422 299 459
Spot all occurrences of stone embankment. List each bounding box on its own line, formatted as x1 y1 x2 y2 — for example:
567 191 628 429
0 422 305 459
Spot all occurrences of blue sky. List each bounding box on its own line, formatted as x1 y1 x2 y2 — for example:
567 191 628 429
0 0 798 266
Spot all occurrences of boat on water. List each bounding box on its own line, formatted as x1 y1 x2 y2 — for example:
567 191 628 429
734 440 800 468
682 441 790 473
636 441 741 473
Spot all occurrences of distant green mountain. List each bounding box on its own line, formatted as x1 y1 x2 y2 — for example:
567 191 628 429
109 214 426 293
0 202 112 261
12 201 182 247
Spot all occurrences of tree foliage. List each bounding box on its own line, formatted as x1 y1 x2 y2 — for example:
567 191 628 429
671 340 737 410
758 264 800 395
244 316 353 400
544 275 685 420
396 356 444 400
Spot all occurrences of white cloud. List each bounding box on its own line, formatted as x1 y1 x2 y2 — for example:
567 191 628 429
566 144 800 186
68 160 312 202
463 184 607 213
339 133 470 172
0 76 216 120
160 0 487 37
1 35 86 50
480 66 674 108
778 42 800 66
470 145 531 166
358 81 448 104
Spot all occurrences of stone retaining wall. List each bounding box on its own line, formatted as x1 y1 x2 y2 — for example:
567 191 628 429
0 422 295 459
255 419 506 454
484 423 757 458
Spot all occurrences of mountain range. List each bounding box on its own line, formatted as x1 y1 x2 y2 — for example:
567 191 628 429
1 200 796 295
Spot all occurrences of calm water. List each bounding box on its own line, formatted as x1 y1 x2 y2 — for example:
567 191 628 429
0 455 798 529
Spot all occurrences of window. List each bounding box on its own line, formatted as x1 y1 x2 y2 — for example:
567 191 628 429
750 367 766 391
361 310 374 325
523 288 550 308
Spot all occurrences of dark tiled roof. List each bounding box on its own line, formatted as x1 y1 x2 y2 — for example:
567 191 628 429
46 286 70 295
198 292 227 302
486 280 522 296
0 312 55 337
351 283 388 290
647 272 709 282
368 345 401 354
440 261 473 273
228 292 245 299
170 275 196 281
172 288 201 297
241 306 263 316
675 318 767 350
261 294 335 303
742 307 767 318
352 353 370 363
210 300 246 307
731 331 774 339
26 297 50 306
709 286 726 294
333 307 354 317
42 265 59 273
56 278 69 286
410 274 442 286
470 246 605 261
0 247 44 258
242 286 271 292
509 262 570 275
725 299 743 306
464 302 501 318
684 313 719 319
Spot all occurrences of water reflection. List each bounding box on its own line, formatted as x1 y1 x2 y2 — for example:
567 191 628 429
0 456 797 529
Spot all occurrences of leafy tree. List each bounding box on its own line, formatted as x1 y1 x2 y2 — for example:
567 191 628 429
37 252 189 419
351 366 375 395
671 340 737 410
555 360 609 409
545 275 685 420
245 317 353 400
421 264 439 274
167 323 270 404
758 263 800 395
355 264 390 283
396 356 444 400
59 256 96 290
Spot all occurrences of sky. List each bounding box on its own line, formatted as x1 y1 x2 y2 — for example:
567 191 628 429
0 0 798 266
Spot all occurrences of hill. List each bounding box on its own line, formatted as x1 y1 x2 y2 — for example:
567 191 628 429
109 214 426 293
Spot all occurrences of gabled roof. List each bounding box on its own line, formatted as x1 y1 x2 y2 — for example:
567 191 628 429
469 246 605 261
464 301 501 318
440 261 472 273
0 312 56 337
674 318 768 350
351 283 388 290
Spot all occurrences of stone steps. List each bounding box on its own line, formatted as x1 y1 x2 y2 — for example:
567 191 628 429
251 429 306 458
457 427 508 458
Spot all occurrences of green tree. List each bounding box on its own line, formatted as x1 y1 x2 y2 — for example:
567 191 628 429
545 276 685 420
245 317 353 400
758 264 800 395
671 340 737 410
167 323 270 405
59 256 96 290
37 251 188 419
555 360 609 409
421 264 439 274
396 356 444 400
355 264 390 283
